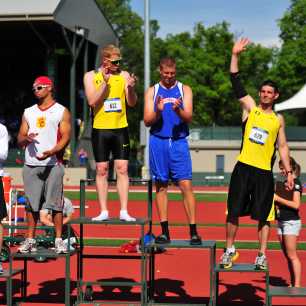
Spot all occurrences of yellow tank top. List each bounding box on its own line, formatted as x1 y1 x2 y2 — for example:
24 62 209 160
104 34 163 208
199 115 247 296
92 70 128 129
238 107 280 170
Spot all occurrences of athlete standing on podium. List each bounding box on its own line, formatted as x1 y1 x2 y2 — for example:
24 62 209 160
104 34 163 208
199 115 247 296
221 38 294 269
144 57 201 245
84 44 137 222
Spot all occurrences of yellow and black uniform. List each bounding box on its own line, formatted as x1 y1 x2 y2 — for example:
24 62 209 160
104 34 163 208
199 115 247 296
228 107 280 221
91 70 130 162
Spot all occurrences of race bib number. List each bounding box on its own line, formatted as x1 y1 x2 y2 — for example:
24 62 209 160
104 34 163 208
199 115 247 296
249 127 268 145
36 116 46 128
104 98 122 112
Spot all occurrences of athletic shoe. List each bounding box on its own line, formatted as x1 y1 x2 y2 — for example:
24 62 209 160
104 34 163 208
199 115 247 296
220 249 239 269
155 234 171 244
63 237 77 251
55 238 68 254
18 238 37 253
0 262 3 274
190 234 202 245
92 210 109 221
119 210 136 222
254 252 268 270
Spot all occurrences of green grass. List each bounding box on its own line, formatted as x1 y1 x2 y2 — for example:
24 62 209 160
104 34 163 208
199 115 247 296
64 191 227 202
64 190 306 203
83 238 306 250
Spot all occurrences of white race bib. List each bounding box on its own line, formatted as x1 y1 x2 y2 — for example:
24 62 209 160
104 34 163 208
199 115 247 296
104 98 122 112
249 127 269 145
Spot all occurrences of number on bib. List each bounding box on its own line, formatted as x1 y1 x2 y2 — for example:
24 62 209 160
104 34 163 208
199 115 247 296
104 98 122 112
249 127 269 145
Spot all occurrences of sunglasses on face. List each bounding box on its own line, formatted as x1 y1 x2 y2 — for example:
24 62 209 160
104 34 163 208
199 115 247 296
108 58 121 65
32 85 49 92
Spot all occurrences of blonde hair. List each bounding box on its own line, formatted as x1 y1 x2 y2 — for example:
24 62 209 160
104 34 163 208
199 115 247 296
101 44 121 60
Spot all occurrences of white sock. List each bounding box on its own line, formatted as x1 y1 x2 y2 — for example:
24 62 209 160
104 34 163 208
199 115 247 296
227 245 235 253
120 210 136 222
92 210 109 221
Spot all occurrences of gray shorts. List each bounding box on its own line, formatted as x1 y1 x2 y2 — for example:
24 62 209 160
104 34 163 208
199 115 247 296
23 164 64 212
277 219 302 236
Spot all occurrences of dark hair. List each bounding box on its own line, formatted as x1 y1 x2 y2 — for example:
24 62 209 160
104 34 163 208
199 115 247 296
159 57 176 68
260 79 279 94
279 157 300 176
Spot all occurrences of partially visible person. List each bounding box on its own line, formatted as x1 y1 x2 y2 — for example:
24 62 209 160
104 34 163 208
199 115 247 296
274 157 302 287
17 76 71 254
0 123 8 273
221 38 293 270
144 57 201 245
40 197 77 250
84 44 137 222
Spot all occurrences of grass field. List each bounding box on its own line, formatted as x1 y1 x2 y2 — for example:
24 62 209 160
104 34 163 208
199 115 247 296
64 190 306 202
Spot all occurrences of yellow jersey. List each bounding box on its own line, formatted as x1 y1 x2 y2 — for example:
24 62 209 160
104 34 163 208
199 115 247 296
238 107 280 171
92 70 128 129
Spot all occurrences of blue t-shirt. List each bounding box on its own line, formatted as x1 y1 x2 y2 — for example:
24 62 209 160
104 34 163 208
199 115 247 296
150 82 189 139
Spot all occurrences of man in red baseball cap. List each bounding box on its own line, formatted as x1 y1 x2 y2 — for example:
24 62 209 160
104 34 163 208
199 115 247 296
33 76 53 88
17 76 71 254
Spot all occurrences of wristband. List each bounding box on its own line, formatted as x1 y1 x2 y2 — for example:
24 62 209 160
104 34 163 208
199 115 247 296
230 72 248 99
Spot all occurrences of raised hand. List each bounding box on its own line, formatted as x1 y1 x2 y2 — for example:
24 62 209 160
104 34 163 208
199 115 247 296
232 38 250 55
127 73 137 88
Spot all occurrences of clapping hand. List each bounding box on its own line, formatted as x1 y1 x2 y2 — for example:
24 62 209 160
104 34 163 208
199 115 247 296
156 96 164 112
172 97 183 112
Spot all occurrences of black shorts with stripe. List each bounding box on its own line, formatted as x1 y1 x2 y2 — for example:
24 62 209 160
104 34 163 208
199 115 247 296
92 127 130 162
0 177 8 220
227 162 274 221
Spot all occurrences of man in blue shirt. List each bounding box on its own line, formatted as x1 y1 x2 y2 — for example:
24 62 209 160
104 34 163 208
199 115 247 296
144 57 201 245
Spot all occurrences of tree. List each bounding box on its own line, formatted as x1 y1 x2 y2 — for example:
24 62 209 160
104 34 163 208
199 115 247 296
270 0 306 125
160 22 274 126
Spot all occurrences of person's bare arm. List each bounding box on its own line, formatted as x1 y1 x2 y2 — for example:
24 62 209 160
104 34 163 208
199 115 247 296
274 191 300 210
83 70 108 107
172 85 193 123
37 108 71 160
17 115 38 148
277 114 294 189
63 214 73 225
144 86 162 126
230 38 256 114
0 126 8 162
122 71 137 107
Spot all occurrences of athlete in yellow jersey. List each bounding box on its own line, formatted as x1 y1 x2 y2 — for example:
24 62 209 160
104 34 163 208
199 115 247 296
220 38 294 270
84 44 137 222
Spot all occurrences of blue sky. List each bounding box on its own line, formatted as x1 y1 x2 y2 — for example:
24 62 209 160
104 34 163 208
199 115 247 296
130 0 291 47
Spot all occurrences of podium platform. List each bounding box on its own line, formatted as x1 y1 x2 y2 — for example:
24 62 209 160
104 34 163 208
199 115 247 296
214 263 269 306
148 240 216 306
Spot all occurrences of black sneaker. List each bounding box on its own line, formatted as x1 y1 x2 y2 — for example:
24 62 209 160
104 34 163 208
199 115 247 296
190 234 202 245
155 234 170 244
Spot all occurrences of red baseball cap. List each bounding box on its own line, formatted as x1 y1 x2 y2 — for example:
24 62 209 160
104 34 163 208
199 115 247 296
33 76 53 87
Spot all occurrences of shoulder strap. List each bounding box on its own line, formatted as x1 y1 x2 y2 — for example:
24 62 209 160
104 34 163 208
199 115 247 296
177 82 184 98
153 84 159 102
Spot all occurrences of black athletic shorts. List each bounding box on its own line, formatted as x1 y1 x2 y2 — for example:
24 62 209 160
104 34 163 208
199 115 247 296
0 177 8 220
227 162 274 221
92 127 130 162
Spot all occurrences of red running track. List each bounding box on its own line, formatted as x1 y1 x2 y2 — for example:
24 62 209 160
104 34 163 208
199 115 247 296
4 248 306 305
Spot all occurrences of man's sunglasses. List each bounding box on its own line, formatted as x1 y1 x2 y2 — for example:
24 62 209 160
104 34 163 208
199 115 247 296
109 59 121 65
32 85 49 92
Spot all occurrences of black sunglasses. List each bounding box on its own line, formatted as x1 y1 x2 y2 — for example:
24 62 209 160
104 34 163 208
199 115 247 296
110 59 121 65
